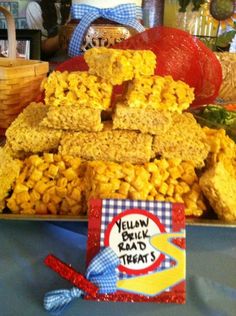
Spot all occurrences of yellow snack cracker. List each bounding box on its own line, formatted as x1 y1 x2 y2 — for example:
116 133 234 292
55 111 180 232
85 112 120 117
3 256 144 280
203 127 236 169
84 158 206 217
84 47 156 85
0 147 22 212
7 153 85 216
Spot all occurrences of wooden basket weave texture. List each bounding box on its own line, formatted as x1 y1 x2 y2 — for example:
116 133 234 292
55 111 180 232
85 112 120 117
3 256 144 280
0 6 49 130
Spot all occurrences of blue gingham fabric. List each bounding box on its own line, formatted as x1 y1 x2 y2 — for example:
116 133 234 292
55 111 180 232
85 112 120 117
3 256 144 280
44 288 82 316
68 3 145 56
100 199 173 280
86 247 119 294
44 247 119 315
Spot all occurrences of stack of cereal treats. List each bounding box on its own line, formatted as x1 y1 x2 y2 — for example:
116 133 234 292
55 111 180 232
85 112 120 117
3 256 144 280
1 47 212 217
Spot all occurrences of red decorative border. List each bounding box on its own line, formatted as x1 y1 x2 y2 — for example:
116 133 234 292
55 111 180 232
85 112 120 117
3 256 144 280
86 199 103 266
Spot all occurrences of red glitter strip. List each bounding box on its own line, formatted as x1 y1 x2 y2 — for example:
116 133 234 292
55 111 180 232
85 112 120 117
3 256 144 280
45 254 98 298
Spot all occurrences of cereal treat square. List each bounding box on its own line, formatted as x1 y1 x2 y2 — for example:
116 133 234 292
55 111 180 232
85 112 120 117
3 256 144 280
42 71 113 110
40 104 103 132
125 75 195 113
200 161 236 222
84 47 156 85
112 103 172 135
152 112 209 168
6 102 62 155
59 125 153 164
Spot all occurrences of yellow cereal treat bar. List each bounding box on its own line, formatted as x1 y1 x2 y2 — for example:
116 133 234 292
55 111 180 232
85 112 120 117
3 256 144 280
0 147 22 212
112 103 172 135
84 47 156 85
59 127 153 164
200 161 236 222
6 102 62 156
84 158 207 217
40 104 103 132
152 113 209 168
125 75 194 113
42 71 113 110
7 153 86 215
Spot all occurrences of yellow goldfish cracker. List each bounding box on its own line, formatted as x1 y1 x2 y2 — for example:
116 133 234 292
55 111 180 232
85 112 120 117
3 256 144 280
6 102 62 156
152 112 209 168
42 70 113 110
40 104 103 132
7 153 86 216
84 158 206 217
112 103 172 135
84 47 156 85
125 75 194 113
59 127 153 164
0 146 22 212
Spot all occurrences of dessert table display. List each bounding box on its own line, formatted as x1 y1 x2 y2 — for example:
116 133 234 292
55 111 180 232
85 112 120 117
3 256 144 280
0 2 236 314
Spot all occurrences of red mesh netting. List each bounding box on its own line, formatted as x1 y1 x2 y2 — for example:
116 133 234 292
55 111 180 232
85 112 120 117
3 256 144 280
57 26 222 107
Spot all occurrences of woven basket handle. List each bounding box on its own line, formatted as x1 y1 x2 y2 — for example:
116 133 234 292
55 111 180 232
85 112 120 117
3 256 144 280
0 6 16 59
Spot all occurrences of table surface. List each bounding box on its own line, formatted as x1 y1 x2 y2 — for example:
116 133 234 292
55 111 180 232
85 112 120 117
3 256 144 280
0 221 236 316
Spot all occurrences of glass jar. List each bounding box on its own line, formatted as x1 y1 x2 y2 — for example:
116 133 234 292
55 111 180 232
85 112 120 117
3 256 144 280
59 19 138 53
59 0 143 54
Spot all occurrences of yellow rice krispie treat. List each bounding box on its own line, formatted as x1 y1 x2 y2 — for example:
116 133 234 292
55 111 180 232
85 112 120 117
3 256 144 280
84 158 207 217
125 75 194 113
40 104 103 132
112 103 172 135
84 47 156 85
152 112 209 168
42 70 113 110
7 153 86 215
200 161 236 222
59 126 153 164
6 102 62 155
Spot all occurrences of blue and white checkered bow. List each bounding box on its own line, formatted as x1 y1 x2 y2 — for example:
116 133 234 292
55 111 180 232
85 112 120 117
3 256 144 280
68 3 145 57
44 247 119 315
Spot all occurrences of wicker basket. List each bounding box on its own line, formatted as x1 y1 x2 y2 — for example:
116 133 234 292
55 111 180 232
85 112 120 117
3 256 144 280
215 52 236 102
0 6 49 132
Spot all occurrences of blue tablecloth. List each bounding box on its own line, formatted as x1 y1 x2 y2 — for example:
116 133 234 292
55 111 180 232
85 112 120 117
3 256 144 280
0 221 236 316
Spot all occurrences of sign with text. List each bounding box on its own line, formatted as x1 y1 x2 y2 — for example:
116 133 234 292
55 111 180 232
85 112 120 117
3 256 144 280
104 209 165 274
87 199 186 303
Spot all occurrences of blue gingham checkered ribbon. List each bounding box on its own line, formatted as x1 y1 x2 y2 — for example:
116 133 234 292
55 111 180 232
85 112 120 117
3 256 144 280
68 3 145 57
44 247 119 315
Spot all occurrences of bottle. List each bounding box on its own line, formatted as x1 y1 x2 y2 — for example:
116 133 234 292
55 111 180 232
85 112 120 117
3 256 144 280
142 0 164 27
